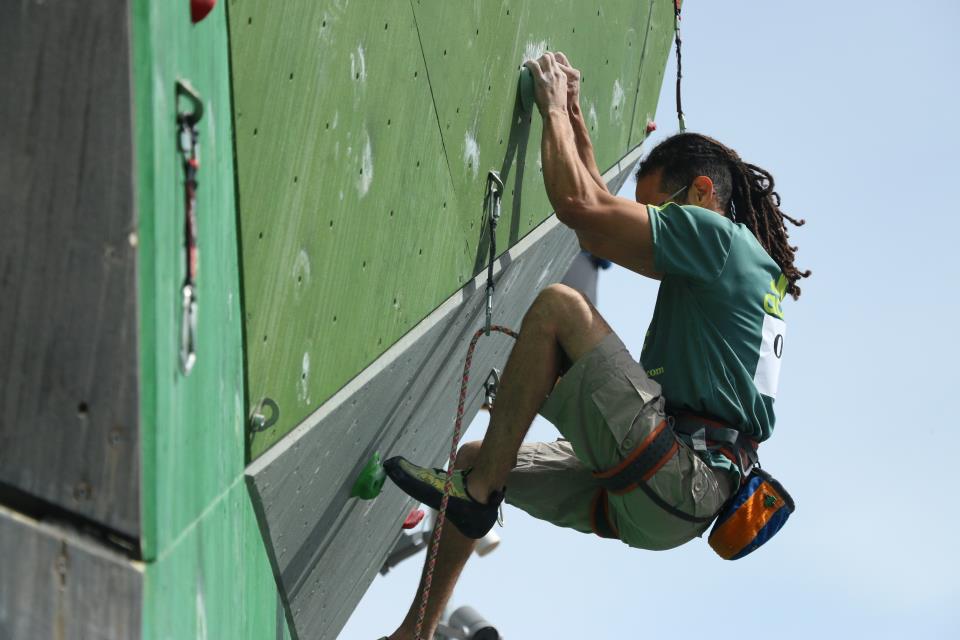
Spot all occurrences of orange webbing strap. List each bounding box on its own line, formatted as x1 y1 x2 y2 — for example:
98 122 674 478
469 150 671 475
592 420 678 495
592 417 716 525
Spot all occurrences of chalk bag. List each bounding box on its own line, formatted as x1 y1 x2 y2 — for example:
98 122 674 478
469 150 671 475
708 467 795 560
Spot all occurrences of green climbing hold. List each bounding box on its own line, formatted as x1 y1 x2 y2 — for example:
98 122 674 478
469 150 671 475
351 452 387 500
763 494 778 508
518 66 535 112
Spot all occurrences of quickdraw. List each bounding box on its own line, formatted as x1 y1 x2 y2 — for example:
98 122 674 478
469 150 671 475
484 170 504 336
175 80 203 376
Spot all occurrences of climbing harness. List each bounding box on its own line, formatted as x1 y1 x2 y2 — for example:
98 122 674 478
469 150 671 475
673 0 686 132
484 170 504 336
175 80 203 375
672 412 759 478
590 416 719 532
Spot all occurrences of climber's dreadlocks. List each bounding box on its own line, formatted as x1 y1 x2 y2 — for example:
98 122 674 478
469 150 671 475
637 132 811 299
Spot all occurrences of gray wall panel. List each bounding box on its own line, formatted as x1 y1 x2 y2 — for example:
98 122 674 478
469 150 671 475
0 507 142 640
0 0 139 536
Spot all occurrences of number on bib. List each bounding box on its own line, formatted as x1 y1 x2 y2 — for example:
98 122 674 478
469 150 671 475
754 314 786 398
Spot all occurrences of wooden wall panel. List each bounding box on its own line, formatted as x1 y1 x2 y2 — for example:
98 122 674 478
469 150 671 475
0 0 140 537
0 507 142 640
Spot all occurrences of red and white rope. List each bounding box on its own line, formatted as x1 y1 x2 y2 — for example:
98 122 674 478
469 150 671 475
414 325 518 640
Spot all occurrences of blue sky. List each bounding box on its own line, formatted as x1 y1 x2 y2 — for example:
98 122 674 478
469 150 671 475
344 2 959 638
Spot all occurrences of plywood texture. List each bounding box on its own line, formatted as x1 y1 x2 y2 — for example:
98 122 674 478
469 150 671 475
246 213 576 640
0 0 140 537
228 0 675 459
132 0 247 562
0 506 142 640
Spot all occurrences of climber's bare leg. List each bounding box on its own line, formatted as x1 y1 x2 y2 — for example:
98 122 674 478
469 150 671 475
468 283 611 501
388 284 611 639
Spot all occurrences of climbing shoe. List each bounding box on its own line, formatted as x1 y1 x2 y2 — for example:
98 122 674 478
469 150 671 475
383 456 503 539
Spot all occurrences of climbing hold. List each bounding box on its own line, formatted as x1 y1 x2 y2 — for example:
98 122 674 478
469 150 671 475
351 452 387 499
402 508 426 530
190 0 216 24
518 66 535 112
646 120 657 134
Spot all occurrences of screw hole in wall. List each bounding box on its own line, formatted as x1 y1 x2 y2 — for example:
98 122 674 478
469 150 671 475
77 402 89 417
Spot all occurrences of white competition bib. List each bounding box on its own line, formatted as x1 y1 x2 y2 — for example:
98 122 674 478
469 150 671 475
754 314 786 398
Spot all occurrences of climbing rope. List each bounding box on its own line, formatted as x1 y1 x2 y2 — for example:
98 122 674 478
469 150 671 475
673 0 686 132
414 170 516 639
414 324 518 640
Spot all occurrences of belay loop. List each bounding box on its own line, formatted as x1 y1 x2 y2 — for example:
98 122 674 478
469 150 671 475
175 80 204 375
484 170 504 336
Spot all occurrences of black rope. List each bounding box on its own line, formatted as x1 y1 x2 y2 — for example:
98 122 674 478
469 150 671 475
485 196 498 335
673 0 686 131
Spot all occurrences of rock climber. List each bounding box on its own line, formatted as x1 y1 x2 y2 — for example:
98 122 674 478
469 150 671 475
381 51 809 640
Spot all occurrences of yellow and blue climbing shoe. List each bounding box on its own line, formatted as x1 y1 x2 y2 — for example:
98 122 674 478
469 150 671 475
383 456 503 539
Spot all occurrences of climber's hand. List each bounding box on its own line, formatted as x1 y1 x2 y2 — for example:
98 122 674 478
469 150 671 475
523 53 568 116
553 51 582 110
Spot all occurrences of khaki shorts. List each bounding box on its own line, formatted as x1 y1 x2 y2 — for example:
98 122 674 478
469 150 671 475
505 332 731 550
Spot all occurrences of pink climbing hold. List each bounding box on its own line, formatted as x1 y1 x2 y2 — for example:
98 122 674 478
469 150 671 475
402 508 426 530
191 0 216 24
646 121 657 134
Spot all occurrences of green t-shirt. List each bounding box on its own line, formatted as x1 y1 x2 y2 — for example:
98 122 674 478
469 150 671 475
641 203 788 451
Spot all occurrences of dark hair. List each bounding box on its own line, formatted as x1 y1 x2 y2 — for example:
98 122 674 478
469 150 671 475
637 132 811 299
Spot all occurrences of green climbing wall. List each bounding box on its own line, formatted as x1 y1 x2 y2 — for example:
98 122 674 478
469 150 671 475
229 0 677 459
132 0 291 637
